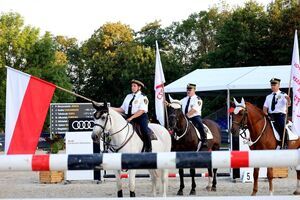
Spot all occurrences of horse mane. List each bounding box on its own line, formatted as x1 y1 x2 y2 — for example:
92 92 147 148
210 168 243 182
245 102 265 117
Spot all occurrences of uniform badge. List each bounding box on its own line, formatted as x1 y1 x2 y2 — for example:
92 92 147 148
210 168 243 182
144 99 148 104
198 101 202 106
277 95 281 100
134 100 138 104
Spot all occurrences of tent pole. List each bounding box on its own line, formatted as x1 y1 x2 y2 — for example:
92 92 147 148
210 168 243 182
227 89 231 148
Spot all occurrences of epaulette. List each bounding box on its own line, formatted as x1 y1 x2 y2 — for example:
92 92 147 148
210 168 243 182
197 96 201 100
141 92 146 96
281 91 285 94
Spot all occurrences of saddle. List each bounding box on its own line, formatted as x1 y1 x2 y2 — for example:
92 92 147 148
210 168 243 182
132 123 157 141
189 122 213 151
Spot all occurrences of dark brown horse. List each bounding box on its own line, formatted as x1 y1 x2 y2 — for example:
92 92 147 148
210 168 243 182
231 98 300 195
167 100 221 195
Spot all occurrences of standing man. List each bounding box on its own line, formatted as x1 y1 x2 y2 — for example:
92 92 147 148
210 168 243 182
263 78 291 147
113 79 152 152
181 83 207 149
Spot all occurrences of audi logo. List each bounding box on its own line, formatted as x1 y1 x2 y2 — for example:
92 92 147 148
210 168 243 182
71 120 95 130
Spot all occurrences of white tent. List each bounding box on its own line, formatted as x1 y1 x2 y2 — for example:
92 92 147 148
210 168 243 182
165 65 292 130
165 65 291 93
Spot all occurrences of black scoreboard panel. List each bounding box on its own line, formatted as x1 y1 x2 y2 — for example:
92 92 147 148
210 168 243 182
50 103 95 134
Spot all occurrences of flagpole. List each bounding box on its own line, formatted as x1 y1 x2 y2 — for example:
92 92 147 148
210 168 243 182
56 85 94 102
282 30 297 149
282 68 292 149
162 85 169 129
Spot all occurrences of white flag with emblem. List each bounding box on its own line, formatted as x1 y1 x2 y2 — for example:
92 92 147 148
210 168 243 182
291 30 300 136
154 41 166 126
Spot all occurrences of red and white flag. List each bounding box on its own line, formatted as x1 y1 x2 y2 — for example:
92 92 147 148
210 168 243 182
291 30 300 136
5 67 56 154
154 41 166 126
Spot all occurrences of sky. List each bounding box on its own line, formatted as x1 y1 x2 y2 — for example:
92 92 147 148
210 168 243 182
0 0 273 42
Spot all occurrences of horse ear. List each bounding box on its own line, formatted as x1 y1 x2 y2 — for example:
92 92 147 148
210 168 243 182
241 98 245 107
233 97 239 106
168 94 174 103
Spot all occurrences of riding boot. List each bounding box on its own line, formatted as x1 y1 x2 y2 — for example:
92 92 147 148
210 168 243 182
200 131 208 149
144 133 152 152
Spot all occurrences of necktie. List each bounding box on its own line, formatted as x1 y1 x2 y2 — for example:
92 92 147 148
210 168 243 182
127 95 136 116
271 93 276 111
185 97 191 114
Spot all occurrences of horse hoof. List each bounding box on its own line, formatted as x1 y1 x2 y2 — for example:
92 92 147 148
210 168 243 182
206 186 211 191
130 191 136 197
251 192 257 196
177 190 183 196
117 190 123 197
293 190 300 195
211 186 217 192
189 189 196 195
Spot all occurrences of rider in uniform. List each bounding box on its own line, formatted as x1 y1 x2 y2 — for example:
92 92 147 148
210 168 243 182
263 78 291 148
181 83 207 149
113 79 152 152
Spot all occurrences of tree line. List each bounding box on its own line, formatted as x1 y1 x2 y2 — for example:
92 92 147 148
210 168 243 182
0 0 300 132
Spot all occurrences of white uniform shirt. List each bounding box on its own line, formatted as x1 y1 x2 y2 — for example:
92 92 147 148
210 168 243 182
181 95 203 117
263 90 288 114
121 91 148 115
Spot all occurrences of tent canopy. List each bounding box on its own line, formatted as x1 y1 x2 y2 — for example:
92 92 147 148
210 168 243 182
165 65 291 93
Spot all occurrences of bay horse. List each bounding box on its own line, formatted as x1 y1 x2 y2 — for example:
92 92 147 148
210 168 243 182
91 102 171 197
167 100 221 195
231 98 300 195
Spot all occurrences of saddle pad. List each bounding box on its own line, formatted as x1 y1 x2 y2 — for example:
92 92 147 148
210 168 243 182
270 120 299 141
190 123 213 140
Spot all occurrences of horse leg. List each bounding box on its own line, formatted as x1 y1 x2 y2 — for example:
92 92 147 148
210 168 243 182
177 168 184 196
206 168 213 191
211 168 217 192
149 170 158 197
189 168 196 195
251 168 259 196
128 170 136 197
161 169 168 197
294 170 300 195
267 168 274 195
115 170 123 197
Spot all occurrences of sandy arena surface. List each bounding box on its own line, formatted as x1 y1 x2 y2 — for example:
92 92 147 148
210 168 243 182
0 168 298 198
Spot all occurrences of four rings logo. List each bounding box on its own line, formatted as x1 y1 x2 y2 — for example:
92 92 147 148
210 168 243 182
68 118 94 131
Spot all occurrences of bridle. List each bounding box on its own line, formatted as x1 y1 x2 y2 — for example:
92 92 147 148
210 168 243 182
169 112 190 141
232 105 267 146
93 111 134 152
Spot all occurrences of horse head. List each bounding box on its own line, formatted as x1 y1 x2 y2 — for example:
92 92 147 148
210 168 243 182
91 101 111 142
167 99 187 137
231 97 248 135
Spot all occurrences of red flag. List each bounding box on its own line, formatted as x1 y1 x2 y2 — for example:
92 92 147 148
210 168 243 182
5 67 56 154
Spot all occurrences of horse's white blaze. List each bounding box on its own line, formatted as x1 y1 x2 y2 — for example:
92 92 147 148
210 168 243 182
92 107 171 196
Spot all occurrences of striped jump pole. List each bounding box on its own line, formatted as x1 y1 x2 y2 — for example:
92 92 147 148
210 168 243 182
0 150 299 171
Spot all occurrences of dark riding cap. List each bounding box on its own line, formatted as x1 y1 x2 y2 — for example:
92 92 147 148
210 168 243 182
270 78 281 84
187 83 196 90
131 79 145 88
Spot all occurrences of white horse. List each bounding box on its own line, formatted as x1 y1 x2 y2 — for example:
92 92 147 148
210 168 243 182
91 102 171 197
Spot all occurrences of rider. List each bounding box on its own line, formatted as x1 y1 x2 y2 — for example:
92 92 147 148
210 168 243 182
113 79 152 152
181 83 207 149
263 78 291 148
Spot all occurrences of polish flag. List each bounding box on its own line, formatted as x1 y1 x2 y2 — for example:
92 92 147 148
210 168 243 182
5 67 56 154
